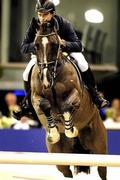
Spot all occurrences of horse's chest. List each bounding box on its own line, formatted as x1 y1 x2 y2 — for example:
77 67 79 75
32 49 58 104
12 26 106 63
54 82 66 96
41 82 66 105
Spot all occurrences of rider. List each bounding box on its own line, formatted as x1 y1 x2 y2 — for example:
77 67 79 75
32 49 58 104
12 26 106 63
13 0 109 120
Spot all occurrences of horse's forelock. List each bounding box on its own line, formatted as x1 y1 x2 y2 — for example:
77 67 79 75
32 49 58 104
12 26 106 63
47 34 58 45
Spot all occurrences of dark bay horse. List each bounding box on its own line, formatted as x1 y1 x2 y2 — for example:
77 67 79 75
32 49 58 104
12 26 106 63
30 24 107 180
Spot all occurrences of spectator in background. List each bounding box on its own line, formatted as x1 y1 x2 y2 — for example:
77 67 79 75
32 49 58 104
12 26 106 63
4 92 20 118
12 116 31 130
0 110 17 129
0 92 39 129
110 98 120 122
0 111 4 128
104 98 120 127
0 92 19 128
11 116 39 130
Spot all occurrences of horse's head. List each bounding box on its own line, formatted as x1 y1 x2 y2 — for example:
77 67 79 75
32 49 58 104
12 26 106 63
34 23 62 89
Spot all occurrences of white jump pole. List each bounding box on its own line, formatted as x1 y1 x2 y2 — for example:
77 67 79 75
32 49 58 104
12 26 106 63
0 152 120 167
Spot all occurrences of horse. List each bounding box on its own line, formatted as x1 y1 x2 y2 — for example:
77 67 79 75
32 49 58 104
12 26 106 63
30 23 107 180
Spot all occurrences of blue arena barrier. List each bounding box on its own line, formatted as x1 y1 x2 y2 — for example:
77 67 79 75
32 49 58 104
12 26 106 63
0 129 120 154
107 130 120 155
0 128 47 152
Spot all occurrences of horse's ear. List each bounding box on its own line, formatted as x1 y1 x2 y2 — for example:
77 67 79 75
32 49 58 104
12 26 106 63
53 11 56 16
38 0 48 6
35 0 47 11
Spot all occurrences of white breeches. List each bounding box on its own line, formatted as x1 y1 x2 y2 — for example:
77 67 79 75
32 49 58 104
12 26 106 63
23 52 89 81
23 55 37 81
70 52 88 72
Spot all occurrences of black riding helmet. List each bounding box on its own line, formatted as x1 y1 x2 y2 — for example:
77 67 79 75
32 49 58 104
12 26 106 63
35 0 55 13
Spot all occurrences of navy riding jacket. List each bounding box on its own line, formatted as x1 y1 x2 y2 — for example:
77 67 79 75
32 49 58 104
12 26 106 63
21 15 83 55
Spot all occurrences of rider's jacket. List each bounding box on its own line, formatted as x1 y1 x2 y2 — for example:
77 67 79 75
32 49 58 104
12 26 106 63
21 15 82 55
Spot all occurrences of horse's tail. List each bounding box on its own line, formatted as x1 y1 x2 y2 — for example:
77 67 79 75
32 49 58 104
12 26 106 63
73 137 90 174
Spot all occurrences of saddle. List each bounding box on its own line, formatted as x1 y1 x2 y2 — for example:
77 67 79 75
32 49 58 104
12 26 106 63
63 52 84 89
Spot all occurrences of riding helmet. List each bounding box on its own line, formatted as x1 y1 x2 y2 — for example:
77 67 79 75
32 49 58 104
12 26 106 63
35 0 55 13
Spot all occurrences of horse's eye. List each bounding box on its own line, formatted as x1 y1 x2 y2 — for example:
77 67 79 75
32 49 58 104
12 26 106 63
51 43 59 50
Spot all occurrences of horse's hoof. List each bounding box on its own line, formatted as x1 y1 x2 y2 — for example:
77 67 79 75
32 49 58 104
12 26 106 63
47 127 60 144
65 126 78 138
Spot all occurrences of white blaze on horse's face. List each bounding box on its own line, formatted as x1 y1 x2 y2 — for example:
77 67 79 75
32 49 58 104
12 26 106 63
42 37 50 88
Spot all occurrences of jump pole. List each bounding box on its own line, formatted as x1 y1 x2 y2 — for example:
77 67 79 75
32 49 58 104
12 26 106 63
0 152 120 167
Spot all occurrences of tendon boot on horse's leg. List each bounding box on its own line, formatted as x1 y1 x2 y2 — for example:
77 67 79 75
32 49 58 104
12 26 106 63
62 104 78 138
81 67 109 109
13 81 33 120
40 98 60 144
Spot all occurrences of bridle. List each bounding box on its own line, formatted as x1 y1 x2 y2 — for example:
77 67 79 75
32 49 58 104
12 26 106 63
35 26 62 87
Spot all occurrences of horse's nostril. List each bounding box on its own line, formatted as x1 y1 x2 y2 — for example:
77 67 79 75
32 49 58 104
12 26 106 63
44 85 47 89
43 84 50 89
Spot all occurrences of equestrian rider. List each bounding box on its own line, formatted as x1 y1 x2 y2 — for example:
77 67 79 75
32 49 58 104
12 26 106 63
13 0 109 120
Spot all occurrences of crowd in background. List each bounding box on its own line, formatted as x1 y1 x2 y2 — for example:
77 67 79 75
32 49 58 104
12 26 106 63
101 98 120 128
0 92 120 130
0 92 39 129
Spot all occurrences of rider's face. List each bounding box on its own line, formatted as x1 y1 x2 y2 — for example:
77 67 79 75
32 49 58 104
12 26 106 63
38 12 53 24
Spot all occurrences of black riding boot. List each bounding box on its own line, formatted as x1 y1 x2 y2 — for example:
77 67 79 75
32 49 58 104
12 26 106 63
81 68 109 109
13 81 33 120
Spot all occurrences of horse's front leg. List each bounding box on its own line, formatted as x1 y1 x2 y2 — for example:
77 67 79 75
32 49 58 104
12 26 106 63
62 89 80 138
40 98 60 144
